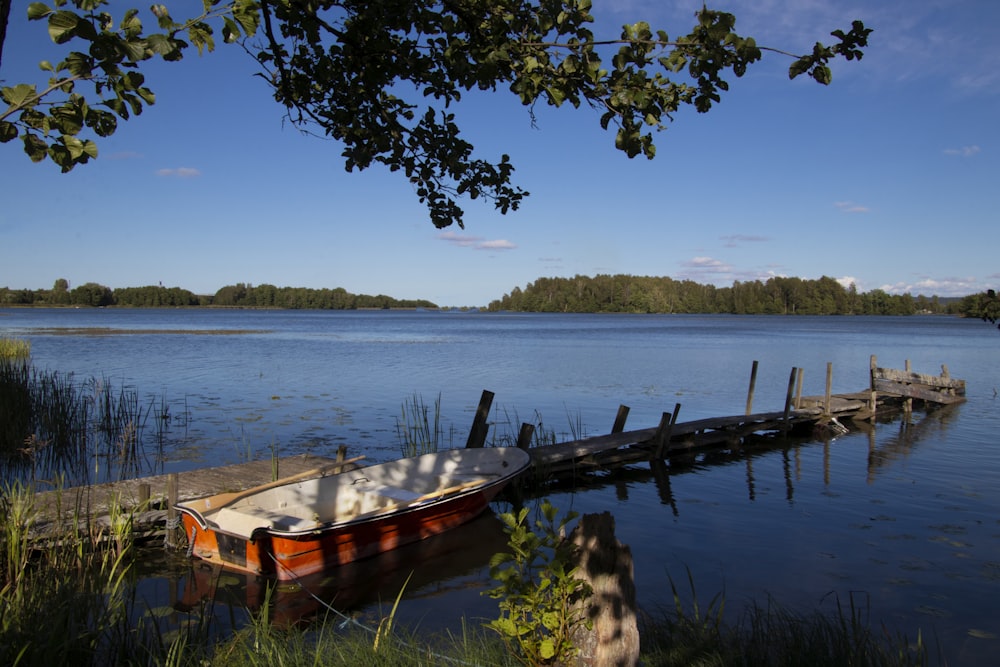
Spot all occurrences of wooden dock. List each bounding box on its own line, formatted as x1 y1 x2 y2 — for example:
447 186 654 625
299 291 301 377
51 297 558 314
478 355 966 479
25 355 964 543
30 450 361 545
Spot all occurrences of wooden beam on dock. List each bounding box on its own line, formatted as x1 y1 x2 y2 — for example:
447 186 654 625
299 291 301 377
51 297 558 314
31 453 352 535
873 366 967 404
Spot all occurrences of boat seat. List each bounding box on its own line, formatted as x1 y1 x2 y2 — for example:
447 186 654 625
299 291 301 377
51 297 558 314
372 485 423 503
214 506 319 538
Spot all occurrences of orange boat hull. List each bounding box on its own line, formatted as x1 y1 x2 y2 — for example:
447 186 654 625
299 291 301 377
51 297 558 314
181 486 499 579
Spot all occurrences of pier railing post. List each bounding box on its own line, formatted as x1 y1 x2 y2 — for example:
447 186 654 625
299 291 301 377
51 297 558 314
465 390 494 448
869 355 878 420
612 405 630 434
795 368 804 409
824 362 833 416
516 423 535 450
652 403 681 460
782 368 798 431
165 473 179 549
904 359 913 415
746 360 759 416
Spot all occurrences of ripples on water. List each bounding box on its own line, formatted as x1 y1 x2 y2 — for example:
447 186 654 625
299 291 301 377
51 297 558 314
2 308 999 665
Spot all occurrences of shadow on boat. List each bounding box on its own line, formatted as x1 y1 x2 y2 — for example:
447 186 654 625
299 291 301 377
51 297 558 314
174 510 510 628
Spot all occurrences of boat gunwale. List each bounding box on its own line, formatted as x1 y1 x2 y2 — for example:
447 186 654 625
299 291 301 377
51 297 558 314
176 448 530 538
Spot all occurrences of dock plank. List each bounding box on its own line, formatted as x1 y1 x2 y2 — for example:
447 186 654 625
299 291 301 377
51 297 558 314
33 454 345 521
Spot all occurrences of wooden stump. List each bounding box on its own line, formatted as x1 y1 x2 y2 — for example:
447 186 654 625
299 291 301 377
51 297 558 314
565 512 639 667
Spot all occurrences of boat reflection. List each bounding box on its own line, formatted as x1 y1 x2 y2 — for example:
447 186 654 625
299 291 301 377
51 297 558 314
175 510 510 628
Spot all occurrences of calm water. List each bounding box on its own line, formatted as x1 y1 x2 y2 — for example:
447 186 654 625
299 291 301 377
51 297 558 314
3 308 999 664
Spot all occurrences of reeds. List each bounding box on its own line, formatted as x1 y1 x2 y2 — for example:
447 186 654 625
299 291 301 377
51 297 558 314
395 393 452 457
0 336 31 361
0 481 149 666
0 362 165 485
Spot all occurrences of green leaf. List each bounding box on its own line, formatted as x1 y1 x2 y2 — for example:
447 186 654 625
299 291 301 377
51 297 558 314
146 34 176 56
2 84 38 107
27 3 52 21
222 17 242 43
121 38 150 63
0 121 18 143
22 133 49 162
48 11 81 44
120 9 143 39
540 638 556 660
62 52 95 77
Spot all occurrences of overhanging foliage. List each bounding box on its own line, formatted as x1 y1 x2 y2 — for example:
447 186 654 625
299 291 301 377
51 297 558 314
1 1 870 228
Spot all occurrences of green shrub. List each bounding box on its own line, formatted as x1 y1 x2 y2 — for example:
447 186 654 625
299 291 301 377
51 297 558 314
485 500 592 666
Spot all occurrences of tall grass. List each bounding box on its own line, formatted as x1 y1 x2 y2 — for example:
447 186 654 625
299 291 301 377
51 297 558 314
0 361 165 485
0 337 31 361
395 393 453 457
0 482 154 666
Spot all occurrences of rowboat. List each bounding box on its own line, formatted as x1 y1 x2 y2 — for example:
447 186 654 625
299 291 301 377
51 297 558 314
175 447 530 580
176 512 511 627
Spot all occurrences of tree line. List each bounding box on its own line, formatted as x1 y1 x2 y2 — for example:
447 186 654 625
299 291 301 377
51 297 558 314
3 275 993 318
486 274 969 316
0 280 437 310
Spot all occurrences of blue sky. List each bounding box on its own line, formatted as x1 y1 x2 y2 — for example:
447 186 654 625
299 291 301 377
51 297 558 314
1 1 997 307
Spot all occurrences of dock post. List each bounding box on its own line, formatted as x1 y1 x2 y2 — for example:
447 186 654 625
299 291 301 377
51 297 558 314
795 368 804 409
138 482 150 511
745 360 759 416
165 473 179 549
824 362 833 416
516 423 535 450
652 403 681 460
782 368 797 431
869 355 878 420
904 359 913 415
465 390 494 448
612 405 630 434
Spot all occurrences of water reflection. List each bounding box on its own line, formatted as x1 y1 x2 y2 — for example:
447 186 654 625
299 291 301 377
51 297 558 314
172 511 509 629
554 405 964 519
864 403 963 481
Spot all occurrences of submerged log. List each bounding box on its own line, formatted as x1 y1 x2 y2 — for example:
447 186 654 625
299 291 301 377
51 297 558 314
565 512 639 667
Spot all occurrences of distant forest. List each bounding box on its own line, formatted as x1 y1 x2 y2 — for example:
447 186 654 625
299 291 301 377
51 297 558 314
486 274 975 316
0 280 437 310
0 275 991 319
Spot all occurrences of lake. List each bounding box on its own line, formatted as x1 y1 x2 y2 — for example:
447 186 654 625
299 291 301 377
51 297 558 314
2 308 999 665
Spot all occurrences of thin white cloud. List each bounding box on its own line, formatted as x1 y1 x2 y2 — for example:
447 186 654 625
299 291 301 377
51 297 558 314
437 231 516 250
478 239 517 250
943 145 981 158
678 256 736 284
835 201 869 214
156 167 202 178
684 256 732 272
721 234 770 247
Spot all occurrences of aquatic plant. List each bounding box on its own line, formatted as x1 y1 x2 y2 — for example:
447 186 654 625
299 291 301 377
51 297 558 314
0 362 166 485
395 393 451 457
0 337 31 361
0 481 147 666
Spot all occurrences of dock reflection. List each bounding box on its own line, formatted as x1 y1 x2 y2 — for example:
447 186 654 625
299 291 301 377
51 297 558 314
544 405 961 516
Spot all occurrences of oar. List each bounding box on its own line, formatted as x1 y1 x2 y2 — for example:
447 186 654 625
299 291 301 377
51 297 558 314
376 477 488 515
181 456 366 514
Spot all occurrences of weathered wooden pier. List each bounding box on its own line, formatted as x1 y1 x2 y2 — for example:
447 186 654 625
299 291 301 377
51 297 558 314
28 355 965 544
